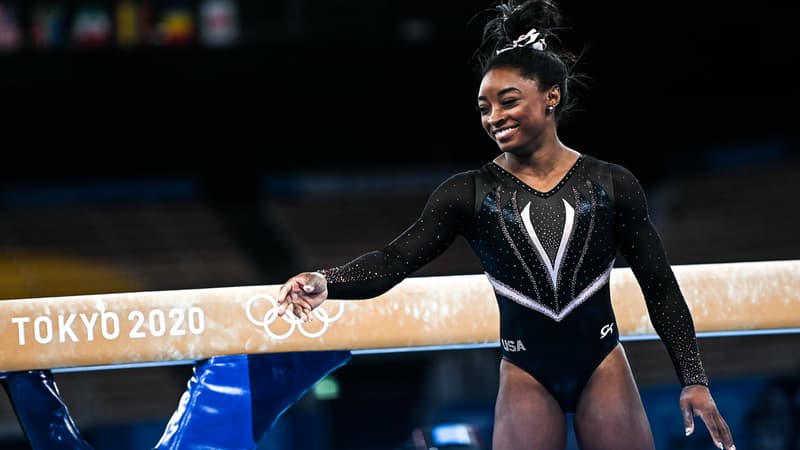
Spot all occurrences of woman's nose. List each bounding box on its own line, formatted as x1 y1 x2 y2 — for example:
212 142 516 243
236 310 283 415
488 111 506 127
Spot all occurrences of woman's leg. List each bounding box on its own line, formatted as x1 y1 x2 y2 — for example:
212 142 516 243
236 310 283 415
492 359 567 450
573 344 655 450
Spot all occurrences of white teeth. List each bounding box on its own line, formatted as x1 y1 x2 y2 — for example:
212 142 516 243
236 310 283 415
494 126 517 139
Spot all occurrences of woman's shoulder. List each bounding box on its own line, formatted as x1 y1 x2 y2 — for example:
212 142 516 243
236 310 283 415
441 163 499 184
580 153 636 179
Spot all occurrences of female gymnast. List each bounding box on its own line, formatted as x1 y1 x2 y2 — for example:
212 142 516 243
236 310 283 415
276 0 735 448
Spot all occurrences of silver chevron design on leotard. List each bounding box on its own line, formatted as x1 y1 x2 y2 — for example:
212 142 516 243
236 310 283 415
485 259 615 322
521 199 575 289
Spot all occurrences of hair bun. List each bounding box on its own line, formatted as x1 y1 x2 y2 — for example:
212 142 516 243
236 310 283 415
496 0 562 43
476 0 564 58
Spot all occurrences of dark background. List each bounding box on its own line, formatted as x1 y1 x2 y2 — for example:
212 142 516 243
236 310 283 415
0 1 798 449
2 0 796 183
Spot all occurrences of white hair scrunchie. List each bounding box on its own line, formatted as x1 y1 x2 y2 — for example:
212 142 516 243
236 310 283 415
496 27 547 55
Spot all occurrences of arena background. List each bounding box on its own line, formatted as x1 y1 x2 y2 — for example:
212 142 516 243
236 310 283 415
0 0 798 449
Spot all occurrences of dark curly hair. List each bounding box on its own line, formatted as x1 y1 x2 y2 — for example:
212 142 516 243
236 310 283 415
472 0 588 123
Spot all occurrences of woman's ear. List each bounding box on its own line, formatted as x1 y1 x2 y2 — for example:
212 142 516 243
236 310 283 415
547 84 561 107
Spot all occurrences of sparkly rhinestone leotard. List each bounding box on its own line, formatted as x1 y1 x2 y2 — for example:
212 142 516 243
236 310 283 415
319 154 708 412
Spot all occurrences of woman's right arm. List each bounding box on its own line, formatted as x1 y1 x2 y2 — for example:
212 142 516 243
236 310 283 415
276 172 476 318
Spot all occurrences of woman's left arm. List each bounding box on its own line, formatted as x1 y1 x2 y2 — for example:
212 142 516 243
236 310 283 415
611 163 735 450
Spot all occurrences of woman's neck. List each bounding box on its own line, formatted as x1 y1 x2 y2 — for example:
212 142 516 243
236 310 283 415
496 141 579 178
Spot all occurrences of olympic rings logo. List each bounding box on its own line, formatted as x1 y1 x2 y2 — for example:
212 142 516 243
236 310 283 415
245 294 344 340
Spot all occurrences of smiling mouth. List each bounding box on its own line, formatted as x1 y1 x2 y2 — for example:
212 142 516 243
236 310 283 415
493 125 519 140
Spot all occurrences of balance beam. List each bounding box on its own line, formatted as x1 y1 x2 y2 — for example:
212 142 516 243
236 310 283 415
0 259 797 372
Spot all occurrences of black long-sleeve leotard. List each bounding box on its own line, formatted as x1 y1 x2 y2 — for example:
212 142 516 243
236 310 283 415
318 154 707 411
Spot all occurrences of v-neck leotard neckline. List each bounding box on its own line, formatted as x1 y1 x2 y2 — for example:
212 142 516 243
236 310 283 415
489 154 585 198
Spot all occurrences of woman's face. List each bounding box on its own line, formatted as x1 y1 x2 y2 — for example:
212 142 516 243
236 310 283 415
477 66 555 154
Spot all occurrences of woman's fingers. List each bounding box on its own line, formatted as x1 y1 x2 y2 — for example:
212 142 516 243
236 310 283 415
699 409 735 450
700 411 722 448
290 295 315 311
290 303 313 322
713 413 734 449
679 392 695 436
276 279 296 316
276 280 291 303
681 404 694 436
275 272 327 320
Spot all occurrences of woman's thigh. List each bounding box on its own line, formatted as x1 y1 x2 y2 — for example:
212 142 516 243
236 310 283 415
492 359 567 450
573 344 655 450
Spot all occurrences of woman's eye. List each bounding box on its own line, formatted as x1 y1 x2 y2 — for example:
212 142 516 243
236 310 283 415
477 105 490 115
501 99 519 107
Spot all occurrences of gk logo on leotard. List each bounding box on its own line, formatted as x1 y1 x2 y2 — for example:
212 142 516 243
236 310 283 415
600 323 614 339
245 294 344 340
